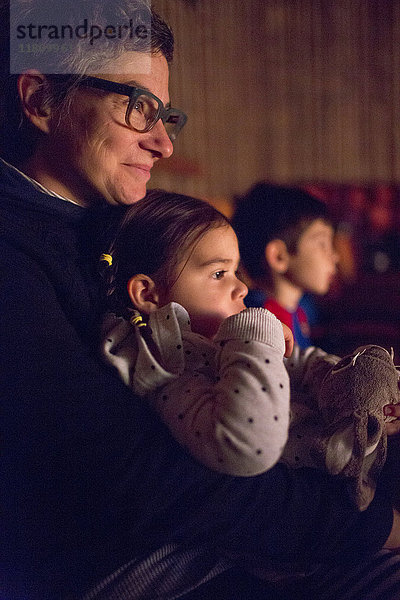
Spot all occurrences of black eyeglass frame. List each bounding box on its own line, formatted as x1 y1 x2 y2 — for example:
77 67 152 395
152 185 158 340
79 76 187 141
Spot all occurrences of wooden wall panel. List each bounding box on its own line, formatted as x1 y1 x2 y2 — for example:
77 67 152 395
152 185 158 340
150 0 400 198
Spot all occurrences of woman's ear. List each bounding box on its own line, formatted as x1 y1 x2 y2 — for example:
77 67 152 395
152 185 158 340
17 71 52 134
127 275 160 315
265 239 290 274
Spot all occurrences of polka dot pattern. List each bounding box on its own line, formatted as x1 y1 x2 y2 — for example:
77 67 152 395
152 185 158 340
158 330 289 476
121 303 290 478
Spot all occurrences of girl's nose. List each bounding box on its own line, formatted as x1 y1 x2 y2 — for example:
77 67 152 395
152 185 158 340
234 279 248 299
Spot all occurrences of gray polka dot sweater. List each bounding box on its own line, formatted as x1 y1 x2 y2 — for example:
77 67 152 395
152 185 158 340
102 303 290 476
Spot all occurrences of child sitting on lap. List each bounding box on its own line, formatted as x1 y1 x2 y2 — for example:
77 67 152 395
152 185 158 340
100 190 293 477
99 190 398 510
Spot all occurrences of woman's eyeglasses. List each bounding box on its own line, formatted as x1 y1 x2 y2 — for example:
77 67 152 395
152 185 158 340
79 76 187 141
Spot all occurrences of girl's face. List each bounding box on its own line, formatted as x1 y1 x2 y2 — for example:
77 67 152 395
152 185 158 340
162 225 248 338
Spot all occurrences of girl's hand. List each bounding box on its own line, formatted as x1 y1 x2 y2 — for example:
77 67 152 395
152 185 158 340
282 323 294 357
384 403 400 436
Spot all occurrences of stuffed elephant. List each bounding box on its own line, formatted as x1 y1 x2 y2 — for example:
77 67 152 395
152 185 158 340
282 345 399 511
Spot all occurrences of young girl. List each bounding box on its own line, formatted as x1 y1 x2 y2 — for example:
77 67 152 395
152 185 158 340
100 190 294 477
100 190 399 509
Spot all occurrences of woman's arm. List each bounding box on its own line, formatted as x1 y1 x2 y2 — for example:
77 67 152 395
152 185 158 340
2 243 396 597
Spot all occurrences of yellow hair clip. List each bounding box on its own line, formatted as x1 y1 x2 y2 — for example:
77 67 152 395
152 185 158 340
129 310 147 328
100 253 113 266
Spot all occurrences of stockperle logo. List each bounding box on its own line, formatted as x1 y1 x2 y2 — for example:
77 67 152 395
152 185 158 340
10 0 152 74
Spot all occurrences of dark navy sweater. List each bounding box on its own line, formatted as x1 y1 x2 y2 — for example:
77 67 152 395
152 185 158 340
0 160 394 599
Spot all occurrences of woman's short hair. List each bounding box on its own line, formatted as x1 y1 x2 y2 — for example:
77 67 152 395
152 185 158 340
0 0 174 164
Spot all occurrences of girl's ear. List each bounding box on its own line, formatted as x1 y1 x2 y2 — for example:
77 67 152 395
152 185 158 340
265 239 290 274
127 275 160 314
17 71 52 134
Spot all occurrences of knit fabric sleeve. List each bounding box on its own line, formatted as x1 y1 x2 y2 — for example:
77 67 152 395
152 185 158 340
150 307 290 476
280 344 341 469
285 343 340 407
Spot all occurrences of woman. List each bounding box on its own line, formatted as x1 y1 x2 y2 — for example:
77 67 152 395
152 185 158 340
1 1 400 598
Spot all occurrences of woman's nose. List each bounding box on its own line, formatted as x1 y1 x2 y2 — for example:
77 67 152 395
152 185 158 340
139 119 174 159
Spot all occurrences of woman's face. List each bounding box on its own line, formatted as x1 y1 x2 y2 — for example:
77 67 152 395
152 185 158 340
35 51 174 206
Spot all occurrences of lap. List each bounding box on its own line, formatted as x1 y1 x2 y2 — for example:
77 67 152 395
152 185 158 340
83 549 400 600
278 550 400 600
182 551 400 600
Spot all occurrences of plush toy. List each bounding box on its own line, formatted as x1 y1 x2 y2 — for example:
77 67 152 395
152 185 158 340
283 345 400 511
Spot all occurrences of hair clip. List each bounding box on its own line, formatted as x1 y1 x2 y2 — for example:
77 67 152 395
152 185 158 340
100 253 113 266
129 310 147 328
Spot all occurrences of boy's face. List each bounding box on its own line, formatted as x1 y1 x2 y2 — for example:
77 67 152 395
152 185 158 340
286 219 338 295
163 225 248 338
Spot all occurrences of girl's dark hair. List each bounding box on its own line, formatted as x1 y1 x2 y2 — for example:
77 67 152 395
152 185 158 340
103 189 230 316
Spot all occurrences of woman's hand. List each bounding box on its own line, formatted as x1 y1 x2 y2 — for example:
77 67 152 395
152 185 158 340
282 323 294 357
384 403 400 436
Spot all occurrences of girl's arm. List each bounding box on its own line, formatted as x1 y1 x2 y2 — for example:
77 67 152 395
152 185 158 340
284 344 340 409
149 307 290 476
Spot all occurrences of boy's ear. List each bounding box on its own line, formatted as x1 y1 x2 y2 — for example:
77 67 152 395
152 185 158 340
265 239 290 274
18 71 52 134
127 275 160 315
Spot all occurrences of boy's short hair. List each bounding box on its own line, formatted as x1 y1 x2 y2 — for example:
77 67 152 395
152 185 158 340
232 183 330 282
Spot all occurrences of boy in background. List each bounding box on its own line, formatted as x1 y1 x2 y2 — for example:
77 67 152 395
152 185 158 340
232 183 338 348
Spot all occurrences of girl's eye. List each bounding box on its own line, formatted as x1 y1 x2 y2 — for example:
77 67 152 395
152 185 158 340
213 270 226 280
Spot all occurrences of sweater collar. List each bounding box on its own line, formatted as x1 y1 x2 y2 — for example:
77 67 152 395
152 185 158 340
0 158 81 205
0 157 85 219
